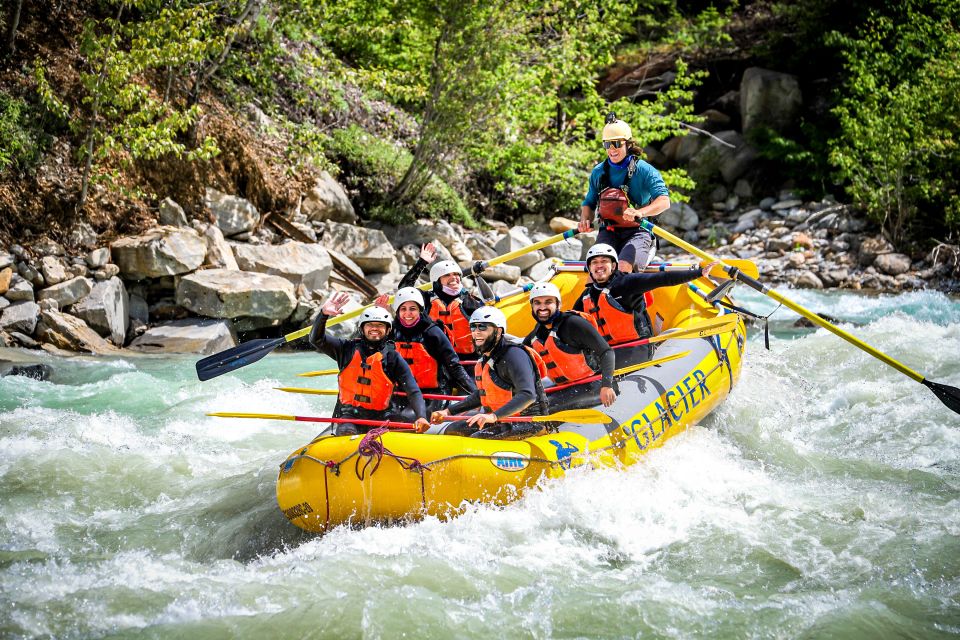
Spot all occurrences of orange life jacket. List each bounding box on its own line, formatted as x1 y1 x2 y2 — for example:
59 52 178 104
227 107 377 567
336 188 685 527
597 187 640 229
529 312 597 383
395 339 440 389
338 350 394 411
475 344 548 414
429 296 473 355
581 289 643 345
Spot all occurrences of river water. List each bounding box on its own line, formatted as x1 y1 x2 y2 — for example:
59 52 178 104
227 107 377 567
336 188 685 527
2 289 959 639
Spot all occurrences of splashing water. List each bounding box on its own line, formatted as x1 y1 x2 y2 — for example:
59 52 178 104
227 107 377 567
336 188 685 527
1 289 959 639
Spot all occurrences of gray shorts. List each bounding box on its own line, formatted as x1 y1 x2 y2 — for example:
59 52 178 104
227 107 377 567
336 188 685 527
596 228 655 269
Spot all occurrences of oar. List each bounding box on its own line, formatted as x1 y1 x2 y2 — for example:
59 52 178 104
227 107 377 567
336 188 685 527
195 231 580 381
275 387 466 402
207 412 417 430
445 408 611 424
611 314 738 350
545 350 692 394
640 219 960 415
561 259 760 279
296 368 339 378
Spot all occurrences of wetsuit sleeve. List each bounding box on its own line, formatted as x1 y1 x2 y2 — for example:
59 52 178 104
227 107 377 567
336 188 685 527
308 314 348 366
489 347 537 419
619 268 702 307
581 162 604 208
386 351 427 420
560 315 615 388
572 295 585 312
399 258 429 289
425 326 477 393
447 390 481 414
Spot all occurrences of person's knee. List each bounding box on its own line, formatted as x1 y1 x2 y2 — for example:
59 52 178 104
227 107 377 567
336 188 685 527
335 423 359 436
618 259 633 273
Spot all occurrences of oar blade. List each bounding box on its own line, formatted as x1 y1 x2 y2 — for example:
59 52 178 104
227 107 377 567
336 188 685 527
297 369 339 378
275 386 337 395
923 379 960 415
207 412 297 421
614 350 691 376
196 337 285 381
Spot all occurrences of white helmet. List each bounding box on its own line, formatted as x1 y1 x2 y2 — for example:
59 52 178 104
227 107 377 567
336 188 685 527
602 118 632 141
585 243 619 265
429 260 462 282
469 306 507 331
528 281 561 304
358 307 393 329
392 287 424 311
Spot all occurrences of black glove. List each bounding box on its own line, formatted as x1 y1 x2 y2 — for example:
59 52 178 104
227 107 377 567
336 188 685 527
471 260 487 276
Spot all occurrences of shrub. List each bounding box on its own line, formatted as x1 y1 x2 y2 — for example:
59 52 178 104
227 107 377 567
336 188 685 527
0 92 47 175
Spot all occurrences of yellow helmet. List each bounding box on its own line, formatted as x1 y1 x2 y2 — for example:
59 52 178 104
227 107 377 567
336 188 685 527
602 118 632 141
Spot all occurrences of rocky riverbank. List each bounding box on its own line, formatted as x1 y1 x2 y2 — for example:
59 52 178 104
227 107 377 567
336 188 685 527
1 174 958 361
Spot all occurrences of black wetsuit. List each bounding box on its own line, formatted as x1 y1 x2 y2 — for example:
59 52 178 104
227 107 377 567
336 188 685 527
443 336 548 440
573 267 703 366
523 311 617 411
309 315 426 436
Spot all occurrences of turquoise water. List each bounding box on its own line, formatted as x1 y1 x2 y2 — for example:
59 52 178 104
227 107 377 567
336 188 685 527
2 289 959 639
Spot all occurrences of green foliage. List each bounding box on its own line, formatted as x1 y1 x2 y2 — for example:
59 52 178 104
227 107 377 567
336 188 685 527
0 92 49 175
325 126 475 227
829 4 960 242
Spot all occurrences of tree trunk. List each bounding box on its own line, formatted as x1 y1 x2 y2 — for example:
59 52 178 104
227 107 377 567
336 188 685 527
3 0 23 55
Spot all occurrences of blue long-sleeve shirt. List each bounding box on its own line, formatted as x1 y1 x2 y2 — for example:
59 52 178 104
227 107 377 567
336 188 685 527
581 156 669 209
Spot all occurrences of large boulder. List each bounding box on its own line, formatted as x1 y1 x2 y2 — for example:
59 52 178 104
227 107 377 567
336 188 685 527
158 197 188 227
200 223 239 270
0 301 40 335
40 256 70 285
494 227 543 271
321 222 397 274
874 253 912 276
688 130 757 184
37 276 94 308
740 67 802 135
301 171 356 223
231 241 333 291
111 226 207 279
129 318 237 355
205 187 260 236
35 309 119 354
657 202 700 231
176 269 297 320
380 219 464 250
70 277 129 345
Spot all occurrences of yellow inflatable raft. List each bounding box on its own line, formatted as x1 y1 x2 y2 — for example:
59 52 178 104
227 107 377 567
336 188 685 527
276 262 746 532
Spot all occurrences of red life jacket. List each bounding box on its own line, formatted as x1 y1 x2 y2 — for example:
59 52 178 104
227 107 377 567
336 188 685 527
529 312 597 383
581 289 643 345
395 339 440 389
475 345 548 414
597 187 640 229
428 296 473 355
338 350 394 411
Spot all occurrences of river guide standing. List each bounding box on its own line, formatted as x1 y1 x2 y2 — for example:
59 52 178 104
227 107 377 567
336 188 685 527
431 307 549 440
309 292 429 435
522 281 618 409
578 113 671 272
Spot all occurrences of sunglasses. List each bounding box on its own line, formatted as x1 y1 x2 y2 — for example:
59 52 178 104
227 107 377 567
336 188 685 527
469 322 495 332
603 140 625 149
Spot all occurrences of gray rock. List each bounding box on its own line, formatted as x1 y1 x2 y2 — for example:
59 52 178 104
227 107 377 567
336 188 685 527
874 253 912 276
18 262 44 287
33 238 65 256
176 269 297 320
66 222 99 250
9 332 38 348
35 309 119 354
0 297 8 312
541 236 583 261
205 187 260 236
0 253 13 270
465 235 498 262
92 264 121 281
85 248 111 269
128 293 149 324
37 276 93 307
733 179 753 199
322 222 396 274
231 241 333 291
494 227 544 271
0 301 40 334
129 318 237 355
70 277 129 345
6 278 34 302
771 199 803 211
111 226 207 279
38 298 58 312
40 256 70 286
158 197 189 227
858 235 894 267
740 67 802 134
301 171 357 224
525 258 559 282
688 130 757 184
759 197 776 210
480 263 522 283
658 202 700 231
201 222 239 270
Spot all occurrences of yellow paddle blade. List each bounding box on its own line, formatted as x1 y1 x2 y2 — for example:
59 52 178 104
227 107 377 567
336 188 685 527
613 350 691 376
649 315 738 343
276 387 336 395
207 412 297 421
297 369 338 378
705 259 758 280
530 408 612 424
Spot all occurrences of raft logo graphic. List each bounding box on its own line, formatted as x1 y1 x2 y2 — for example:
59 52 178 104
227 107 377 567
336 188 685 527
549 440 579 469
282 502 313 520
491 452 529 471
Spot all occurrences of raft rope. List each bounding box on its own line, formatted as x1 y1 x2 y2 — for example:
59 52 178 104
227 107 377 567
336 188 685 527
355 427 430 480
